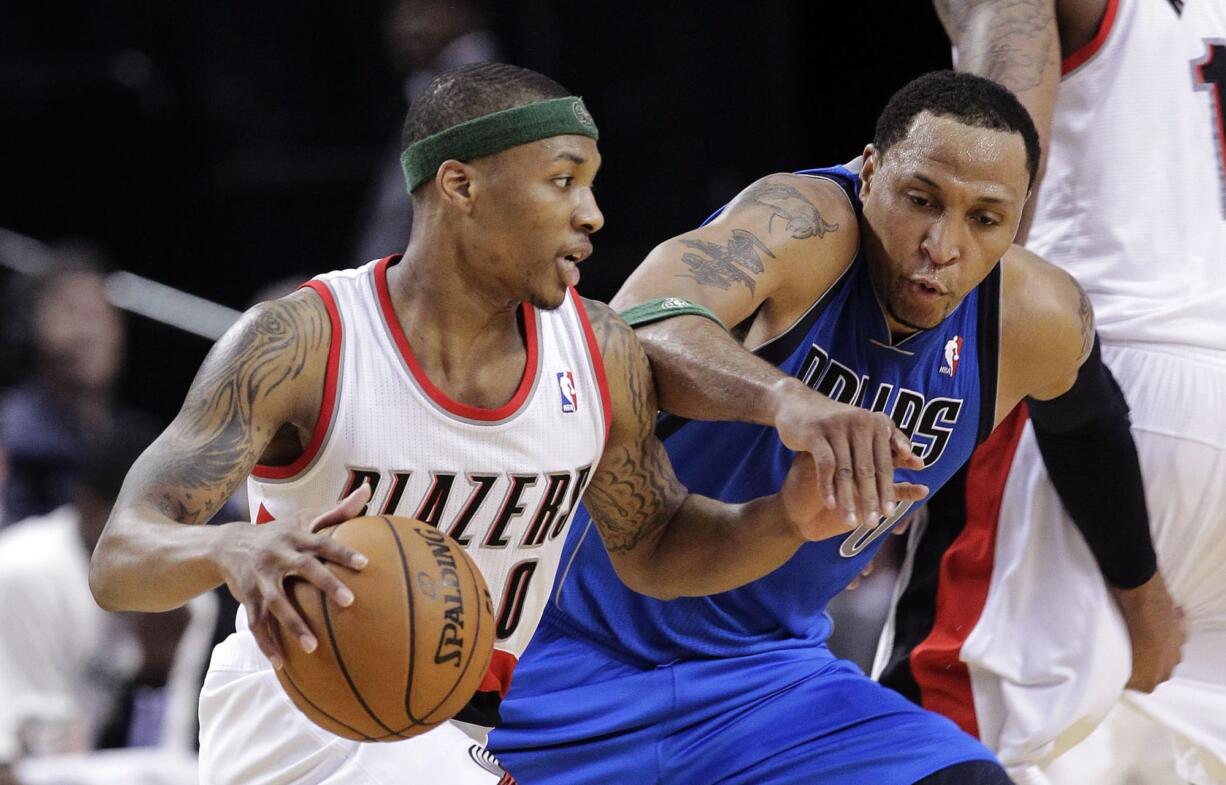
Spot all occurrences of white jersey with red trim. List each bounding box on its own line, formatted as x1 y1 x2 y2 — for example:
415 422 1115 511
247 255 609 724
1026 0 1226 351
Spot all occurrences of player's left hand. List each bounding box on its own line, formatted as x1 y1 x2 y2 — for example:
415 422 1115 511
1113 572 1186 693
781 452 928 541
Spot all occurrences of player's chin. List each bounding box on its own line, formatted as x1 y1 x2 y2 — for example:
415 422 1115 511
527 283 569 311
893 299 947 331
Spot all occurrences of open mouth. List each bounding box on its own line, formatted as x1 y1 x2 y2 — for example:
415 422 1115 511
558 255 582 287
559 241 592 265
907 277 947 298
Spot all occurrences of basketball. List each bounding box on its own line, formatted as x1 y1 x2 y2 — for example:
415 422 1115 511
273 516 495 742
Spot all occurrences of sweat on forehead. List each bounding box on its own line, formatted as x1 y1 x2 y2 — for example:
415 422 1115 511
880 113 1031 195
873 71 1041 189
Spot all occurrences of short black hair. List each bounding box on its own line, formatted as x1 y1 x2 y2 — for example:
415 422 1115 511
401 62 571 153
874 70 1040 189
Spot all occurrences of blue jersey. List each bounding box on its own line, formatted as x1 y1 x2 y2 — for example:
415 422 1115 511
544 165 1001 664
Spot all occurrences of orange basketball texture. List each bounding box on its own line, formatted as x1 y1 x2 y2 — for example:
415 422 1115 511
273 516 495 741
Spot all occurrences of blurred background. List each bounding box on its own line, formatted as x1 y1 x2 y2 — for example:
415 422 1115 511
0 2 948 781
0 0 948 421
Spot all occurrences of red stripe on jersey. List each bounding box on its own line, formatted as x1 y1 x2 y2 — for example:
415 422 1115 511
252 280 342 480
374 256 540 422
254 503 276 524
909 404 1030 738
569 288 612 442
1062 0 1119 75
478 649 519 698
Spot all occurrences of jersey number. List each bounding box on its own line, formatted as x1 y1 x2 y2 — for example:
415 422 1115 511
839 500 916 558
1193 40 1226 217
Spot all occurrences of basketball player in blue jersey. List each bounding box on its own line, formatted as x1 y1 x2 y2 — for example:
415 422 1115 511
488 71 1153 784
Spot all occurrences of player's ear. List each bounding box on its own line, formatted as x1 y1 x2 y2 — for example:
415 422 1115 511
435 160 477 213
859 144 879 198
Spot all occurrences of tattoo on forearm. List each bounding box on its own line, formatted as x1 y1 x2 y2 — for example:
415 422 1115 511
581 301 685 553
739 180 840 240
144 295 327 522
936 0 1055 92
678 229 774 293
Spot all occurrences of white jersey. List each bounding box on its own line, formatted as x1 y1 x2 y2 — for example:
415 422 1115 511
247 256 609 724
1026 0 1226 351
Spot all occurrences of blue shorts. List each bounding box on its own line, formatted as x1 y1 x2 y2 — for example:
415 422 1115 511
489 620 999 785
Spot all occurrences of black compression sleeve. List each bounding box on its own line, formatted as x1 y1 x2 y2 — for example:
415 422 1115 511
1027 336 1157 589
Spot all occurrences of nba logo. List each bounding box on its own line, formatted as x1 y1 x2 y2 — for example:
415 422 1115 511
557 371 577 413
939 336 963 377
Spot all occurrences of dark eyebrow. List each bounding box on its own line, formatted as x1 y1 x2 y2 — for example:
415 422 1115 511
911 173 1009 206
553 152 586 164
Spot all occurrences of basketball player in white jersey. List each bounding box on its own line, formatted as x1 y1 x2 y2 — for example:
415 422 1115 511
87 64 915 785
876 2 1226 783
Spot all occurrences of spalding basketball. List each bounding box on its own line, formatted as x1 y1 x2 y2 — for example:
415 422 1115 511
274 516 494 741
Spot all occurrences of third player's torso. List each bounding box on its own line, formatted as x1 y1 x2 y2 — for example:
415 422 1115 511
1028 0 1226 351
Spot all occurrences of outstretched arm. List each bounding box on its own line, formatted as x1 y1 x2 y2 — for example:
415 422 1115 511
89 290 370 668
611 173 922 527
1001 247 1183 692
579 299 926 600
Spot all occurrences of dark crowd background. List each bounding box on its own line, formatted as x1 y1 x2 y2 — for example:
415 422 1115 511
0 0 949 423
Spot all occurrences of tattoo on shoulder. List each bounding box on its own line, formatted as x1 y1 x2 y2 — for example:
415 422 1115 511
149 294 328 522
739 179 840 240
580 299 685 554
675 178 840 293
1071 273 1094 358
937 0 1055 92
581 298 628 355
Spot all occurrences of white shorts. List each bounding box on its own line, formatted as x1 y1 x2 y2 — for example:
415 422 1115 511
879 344 1226 784
198 622 514 785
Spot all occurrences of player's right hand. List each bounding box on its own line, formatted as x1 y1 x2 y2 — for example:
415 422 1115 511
1113 572 1186 693
213 483 372 669
771 378 924 527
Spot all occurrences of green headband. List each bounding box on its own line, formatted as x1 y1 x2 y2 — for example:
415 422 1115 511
401 96 599 192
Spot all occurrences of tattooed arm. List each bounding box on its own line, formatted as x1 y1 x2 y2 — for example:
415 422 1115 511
612 175 856 427
613 173 857 365
610 174 921 527
579 299 933 599
89 290 369 666
934 0 1067 241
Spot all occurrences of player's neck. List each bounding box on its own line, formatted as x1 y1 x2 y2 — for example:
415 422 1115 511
386 247 529 401
394 235 522 322
882 312 921 343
